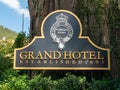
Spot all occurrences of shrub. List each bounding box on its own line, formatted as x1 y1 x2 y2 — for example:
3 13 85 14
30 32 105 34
29 74 54 90
107 78 120 90
0 72 120 90
0 75 28 90
88 79 108 90
0 54 12 79
55 73 86 90
29 73 87 90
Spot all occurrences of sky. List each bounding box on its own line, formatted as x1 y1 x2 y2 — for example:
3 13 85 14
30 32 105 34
0 0 30 34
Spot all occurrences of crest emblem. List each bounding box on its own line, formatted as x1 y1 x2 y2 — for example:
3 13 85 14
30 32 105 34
50 13 73 50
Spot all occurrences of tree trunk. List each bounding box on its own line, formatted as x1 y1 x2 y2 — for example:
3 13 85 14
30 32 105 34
108 0 120 79
28 0 77 39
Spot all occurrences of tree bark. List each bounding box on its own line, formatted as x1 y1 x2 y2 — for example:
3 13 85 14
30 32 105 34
108 0 120 79
28 0 77 39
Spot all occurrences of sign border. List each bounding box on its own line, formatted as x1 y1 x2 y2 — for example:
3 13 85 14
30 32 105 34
14 10 110 70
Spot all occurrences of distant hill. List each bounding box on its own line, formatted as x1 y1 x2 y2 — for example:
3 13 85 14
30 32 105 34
0 25 18 40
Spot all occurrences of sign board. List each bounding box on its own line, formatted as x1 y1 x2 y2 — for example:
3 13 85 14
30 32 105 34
14 10 110 70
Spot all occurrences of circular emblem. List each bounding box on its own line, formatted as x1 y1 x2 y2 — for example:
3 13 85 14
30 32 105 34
50 13 73 50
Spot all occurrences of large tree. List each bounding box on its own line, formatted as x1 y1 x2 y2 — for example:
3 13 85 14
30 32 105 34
28 0 120 79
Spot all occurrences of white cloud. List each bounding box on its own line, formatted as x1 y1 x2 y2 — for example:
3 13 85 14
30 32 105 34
0 0 29 18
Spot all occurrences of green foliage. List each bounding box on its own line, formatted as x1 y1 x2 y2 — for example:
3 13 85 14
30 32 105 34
0 72 120 90
55 73 86 90
107 78 120 90
0 29 29 90
0 69 20 81
88 78 120 90
0 25 17 40
0 38 13 79
29 73 120 90
29 74 54 90
0 54 12 79
88 80 108 90
13 32 26 48
0 40 13 56
0 74 29 90
29 73 87 90
0 69 29 90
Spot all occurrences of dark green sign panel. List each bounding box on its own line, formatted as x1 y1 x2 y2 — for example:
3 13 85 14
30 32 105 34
14 10 110 70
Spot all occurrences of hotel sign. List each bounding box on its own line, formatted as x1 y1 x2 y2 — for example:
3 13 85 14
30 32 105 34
14 10 110 70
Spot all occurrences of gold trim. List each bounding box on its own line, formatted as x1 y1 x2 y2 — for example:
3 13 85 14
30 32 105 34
41 10 83 38
14 67 110 70
13 10 110 70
